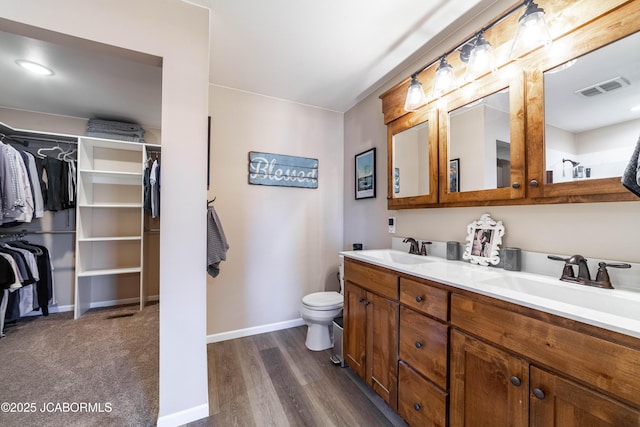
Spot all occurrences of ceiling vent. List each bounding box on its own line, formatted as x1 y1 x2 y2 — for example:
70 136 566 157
575 76 630 97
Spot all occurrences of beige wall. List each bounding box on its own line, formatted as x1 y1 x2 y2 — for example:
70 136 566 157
344 0 640 264
0 1 211 425
207 85 344 336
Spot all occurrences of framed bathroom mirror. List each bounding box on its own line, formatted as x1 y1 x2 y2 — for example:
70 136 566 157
387 107 439 208
448 88 511 193
543 31 640 185
462 213 504 266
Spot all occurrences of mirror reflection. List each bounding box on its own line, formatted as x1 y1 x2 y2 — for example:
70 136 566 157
544 31 640 184
448 88 510 192
392 121 430 198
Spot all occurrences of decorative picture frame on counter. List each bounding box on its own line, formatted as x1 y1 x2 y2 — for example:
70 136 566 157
462 213 505 266
355 148 376 199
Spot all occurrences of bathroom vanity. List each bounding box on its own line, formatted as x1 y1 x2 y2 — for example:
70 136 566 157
342 250 640 426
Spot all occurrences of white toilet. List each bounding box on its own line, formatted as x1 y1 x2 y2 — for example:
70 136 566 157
301 255 345 351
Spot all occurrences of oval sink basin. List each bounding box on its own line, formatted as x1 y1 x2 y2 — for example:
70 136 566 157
356 249 438 265
477 274 640 321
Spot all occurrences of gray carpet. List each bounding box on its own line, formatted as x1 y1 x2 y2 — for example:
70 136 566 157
0 303 159 427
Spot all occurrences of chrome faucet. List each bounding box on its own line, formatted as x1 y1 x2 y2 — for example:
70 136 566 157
547 254 631 289
403 237 420 255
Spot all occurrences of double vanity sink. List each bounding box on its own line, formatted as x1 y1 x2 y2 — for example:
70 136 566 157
343 249 640 339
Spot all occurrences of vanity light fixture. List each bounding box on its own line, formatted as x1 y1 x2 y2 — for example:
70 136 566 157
402 0 552 112
15 59 55 76
463 33 497 82
509 0 553 60
431 57 458 99
404 75 429 112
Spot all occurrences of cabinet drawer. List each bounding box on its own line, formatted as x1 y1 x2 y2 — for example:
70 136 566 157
345 259 398 300
400 277 448 320
398 362 447 427
400 306 448 390
451 294 640 407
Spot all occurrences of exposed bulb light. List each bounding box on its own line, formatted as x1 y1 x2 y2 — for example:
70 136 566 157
404 75 428 112
432 58 458 99
464 34 497 82
15 59 54 76
509 0 552 60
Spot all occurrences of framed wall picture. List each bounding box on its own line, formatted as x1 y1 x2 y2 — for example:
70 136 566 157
449 158 460 193
355 148 376 199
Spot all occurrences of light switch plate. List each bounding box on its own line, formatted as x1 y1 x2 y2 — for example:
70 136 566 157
388 216 396 234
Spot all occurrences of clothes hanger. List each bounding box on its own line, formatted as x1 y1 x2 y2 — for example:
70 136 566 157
37 145 65 159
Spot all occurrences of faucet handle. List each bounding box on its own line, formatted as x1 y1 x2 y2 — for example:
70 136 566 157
420 241 432 256
547 255 570 263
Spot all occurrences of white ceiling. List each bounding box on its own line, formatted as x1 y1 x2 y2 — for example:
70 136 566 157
1 2 636 134
0 0 492 129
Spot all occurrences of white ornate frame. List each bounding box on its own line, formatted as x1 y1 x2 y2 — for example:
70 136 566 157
462 213 505 266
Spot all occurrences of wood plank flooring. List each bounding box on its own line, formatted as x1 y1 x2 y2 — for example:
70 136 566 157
188 326 408 427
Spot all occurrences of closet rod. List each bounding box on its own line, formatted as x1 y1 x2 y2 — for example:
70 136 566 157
8 135 78 145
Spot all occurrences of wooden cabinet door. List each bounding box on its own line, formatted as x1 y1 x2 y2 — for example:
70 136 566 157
344 281 367 380
450 330 528 427
367 292 399 410
530 366 640 427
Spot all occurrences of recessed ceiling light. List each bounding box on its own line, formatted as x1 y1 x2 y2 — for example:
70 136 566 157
15 59 55 76
631 105 640 112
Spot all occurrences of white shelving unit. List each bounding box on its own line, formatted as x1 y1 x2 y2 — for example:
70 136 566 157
74 137 159 319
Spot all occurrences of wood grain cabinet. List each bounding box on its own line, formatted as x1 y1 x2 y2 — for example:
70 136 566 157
398 277 449 427
344 258 640 426
451 294 640 427
344 260 399 409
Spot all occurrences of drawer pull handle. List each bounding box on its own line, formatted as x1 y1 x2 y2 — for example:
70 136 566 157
415 341 423 349
415 296 424 303
413 403 421 411
510 376 521 387
533 388 546 400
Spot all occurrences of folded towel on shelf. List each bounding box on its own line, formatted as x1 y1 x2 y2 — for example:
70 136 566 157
86 118 146 143
621 135 640 197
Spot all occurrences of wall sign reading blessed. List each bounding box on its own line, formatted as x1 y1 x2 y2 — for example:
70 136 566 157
248 151 318 189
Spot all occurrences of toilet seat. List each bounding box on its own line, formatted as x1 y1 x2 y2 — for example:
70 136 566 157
302 291 343 310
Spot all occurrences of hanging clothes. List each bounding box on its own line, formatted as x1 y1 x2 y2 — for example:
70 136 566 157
0 237 55 336
207 203 229 278
150 159 160 218
0 142 35 225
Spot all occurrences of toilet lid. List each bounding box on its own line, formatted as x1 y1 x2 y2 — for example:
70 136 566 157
302 291 343 309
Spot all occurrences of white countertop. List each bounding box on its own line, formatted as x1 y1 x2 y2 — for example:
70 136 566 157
341 249 640 339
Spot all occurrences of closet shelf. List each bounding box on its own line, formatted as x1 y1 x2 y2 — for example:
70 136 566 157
77 267 142 277
78 236 142 242
79 169 143 185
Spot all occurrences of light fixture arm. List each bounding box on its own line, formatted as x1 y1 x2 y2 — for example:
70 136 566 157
405 0 531 88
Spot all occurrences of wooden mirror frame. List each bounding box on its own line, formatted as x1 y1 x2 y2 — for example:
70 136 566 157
387 107 439 209
380 0 640 209
525 0 640 202
438 70 526 205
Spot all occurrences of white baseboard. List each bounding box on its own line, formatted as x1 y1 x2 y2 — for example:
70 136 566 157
206 318 306 344
21 295 160 317
156 403 209 427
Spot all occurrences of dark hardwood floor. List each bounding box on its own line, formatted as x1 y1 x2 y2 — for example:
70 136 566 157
188 326 408 427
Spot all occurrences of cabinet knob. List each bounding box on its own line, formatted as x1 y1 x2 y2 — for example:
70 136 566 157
413 403 421 411
509 376 522 387
364 301 371 306
512 182 521 189
532 388 546 400
530 179 539 187
415 341 423 349
358 297 364 303
415 296 423 303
